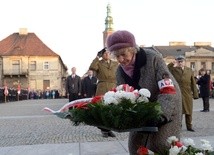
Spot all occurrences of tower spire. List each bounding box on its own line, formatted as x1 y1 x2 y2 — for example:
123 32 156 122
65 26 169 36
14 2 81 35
105 3 113 31
103 3 114 47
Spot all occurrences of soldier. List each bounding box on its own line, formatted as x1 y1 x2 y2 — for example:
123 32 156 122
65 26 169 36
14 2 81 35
168 55 199 132
89 47 119 138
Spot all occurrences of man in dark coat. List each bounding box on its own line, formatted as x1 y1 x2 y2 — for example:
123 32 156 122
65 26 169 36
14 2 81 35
0 87 3 103
65 67 82 102
197 68 210 112
82 70 97 98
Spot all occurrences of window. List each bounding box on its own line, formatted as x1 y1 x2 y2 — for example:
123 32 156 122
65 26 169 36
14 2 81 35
212 62 214 70
43 80 50 90
44 61 49 70
201 62 206 69
190 62 195 71
30 61 36 71
12 60 20 74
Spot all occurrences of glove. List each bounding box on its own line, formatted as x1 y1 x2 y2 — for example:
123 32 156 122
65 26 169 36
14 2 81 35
97 47 106 57
157 115 171 127
146 115 170 127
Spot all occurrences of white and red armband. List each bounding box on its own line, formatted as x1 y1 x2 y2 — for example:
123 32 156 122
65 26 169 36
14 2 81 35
158 79 176 94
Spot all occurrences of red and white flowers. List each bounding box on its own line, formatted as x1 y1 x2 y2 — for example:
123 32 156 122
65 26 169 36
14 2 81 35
137 136 214 155
103 84 151 105
167 136 213 155
44 84 162 130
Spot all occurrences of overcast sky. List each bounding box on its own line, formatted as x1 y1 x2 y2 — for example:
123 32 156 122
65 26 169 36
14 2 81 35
0 0 214 76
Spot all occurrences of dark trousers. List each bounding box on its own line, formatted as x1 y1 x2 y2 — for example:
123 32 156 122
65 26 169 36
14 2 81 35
69 93 79 102
202 97 210 110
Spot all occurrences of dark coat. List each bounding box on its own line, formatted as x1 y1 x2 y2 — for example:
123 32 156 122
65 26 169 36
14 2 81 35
116 48 182 154
197 74 210 97
168 63 199 115
65 75 81 94
82 76 97 98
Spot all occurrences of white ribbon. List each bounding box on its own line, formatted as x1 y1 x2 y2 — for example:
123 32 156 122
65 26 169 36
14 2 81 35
43 98 92 114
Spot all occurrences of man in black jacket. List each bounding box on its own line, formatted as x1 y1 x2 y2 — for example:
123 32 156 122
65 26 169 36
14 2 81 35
66 67 82 102
82 70 97 98
197 68 210 112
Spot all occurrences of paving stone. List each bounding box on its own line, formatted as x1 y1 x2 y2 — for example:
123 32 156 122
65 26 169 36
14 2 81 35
0 98 213 155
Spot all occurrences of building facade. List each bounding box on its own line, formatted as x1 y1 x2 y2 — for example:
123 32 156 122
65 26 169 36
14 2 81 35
0 28 68 96
152 42 214 80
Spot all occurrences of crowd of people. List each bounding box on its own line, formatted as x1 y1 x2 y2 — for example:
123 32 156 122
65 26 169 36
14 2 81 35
0 87 61 103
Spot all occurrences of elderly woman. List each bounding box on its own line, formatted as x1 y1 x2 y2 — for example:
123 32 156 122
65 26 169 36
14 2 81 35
106 30 182 154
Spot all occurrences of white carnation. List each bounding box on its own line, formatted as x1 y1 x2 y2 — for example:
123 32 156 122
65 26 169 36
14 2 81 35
139 88 151 98
200 139 213 151
137 96 149 103
114 91 125 101
201 139 210 144
103 91 118 104
114 91 137 103
116 85 123 91
123 92 137 103
103 97 119 105
169 146 181 155
183 138 195 147
201 143 213 151
180 146 187 153
103 91 115 99
167 136 179 144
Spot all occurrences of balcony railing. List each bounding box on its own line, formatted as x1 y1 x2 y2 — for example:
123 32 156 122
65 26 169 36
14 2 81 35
3 69 29 76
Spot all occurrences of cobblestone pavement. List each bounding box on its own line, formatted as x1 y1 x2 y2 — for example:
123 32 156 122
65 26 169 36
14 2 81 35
0 98 213 147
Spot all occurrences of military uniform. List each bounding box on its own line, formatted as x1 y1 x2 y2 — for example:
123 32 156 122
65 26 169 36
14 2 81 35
168 62 199 130
89 57 118 96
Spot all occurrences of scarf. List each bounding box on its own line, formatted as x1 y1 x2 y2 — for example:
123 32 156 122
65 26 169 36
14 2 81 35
121 54 136 78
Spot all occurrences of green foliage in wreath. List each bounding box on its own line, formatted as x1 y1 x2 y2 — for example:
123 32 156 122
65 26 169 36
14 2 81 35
69 98 163 130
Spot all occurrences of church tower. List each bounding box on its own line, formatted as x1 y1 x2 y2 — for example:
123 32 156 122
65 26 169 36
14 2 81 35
103 3 114 47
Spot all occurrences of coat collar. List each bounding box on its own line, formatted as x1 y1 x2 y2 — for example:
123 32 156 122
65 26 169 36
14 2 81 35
134 48 147 71
101 59 112 68
119 47 147 89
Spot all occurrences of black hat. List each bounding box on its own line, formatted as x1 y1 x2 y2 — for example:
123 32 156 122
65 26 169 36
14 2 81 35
98 47 107 56
175 55 185 61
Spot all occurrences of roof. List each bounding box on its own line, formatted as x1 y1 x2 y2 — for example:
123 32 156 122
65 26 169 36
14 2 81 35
0 33 59 56
152 46 196 58
199 46 214 52
0 32 67 70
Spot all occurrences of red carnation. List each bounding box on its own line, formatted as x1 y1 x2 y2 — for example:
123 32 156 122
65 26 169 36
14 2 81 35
175 141 183 148
75 102 88 109
137 146 149 155
110 87 117 92
91 95 103 103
